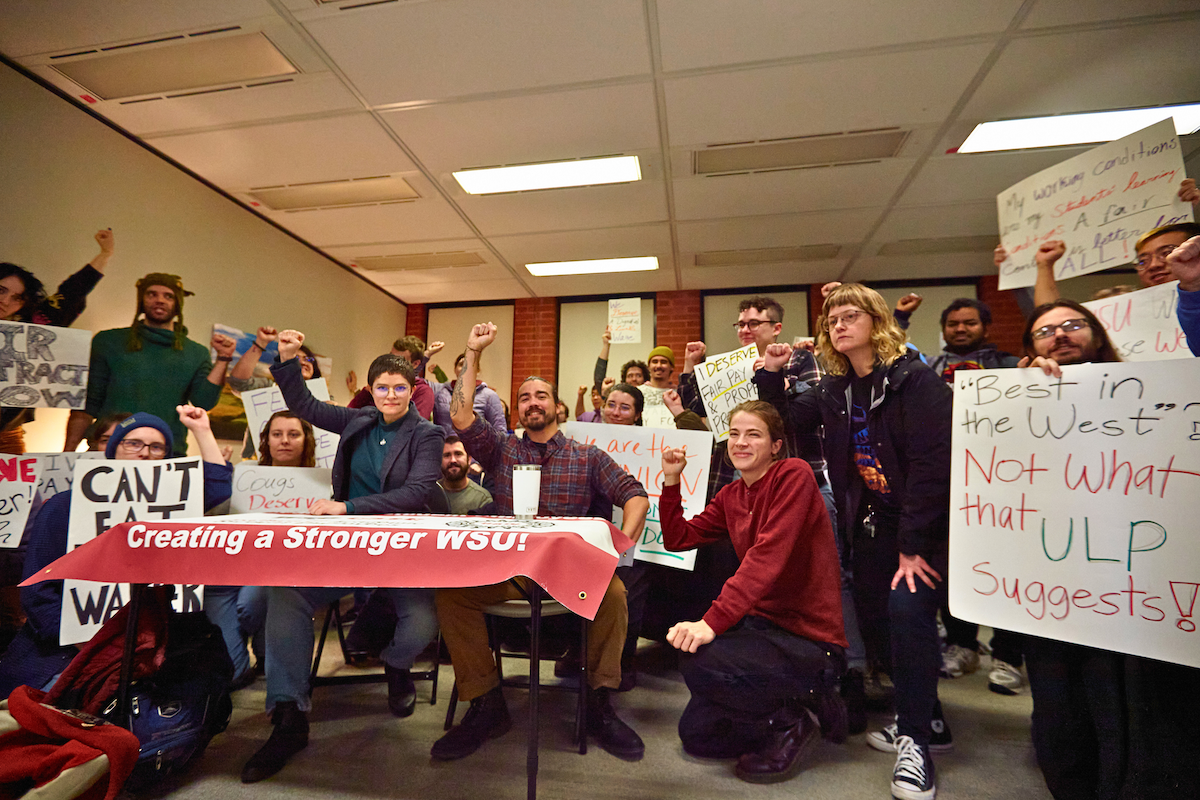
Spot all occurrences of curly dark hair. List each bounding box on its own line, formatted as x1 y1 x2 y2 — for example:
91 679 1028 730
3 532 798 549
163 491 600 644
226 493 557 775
0 263 46 321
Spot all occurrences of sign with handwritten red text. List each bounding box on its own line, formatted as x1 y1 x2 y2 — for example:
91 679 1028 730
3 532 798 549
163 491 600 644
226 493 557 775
693 344 758 441
229 464 332 514
949 360 1200 667
0 455 41 550
561 422 713 570
996 119 1193 290
242 379 338 469
607 297 642 344
1081 281 1190 362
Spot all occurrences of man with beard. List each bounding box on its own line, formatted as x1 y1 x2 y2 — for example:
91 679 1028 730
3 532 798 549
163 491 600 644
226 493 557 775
639 345 676 428
439 435 491 514
64 273 231 455
922 299 1020 382
433 322 649 763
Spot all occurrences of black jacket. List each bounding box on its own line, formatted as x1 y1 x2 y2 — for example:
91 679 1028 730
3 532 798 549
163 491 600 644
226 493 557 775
272 358 444 514
754 350 952 558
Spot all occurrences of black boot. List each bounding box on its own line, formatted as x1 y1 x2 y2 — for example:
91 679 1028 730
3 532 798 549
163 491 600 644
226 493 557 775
811 685 849 744
385 664 416 717
241 701 309 783
431 686 512 761
587 687 644 760
734 708 820 784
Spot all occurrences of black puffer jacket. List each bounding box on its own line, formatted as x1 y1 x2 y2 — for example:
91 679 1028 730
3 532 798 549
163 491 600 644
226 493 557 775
755 350 952 558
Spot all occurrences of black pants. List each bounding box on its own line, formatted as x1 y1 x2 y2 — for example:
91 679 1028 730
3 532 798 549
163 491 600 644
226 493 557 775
942 609 1025 667
677 616 844 758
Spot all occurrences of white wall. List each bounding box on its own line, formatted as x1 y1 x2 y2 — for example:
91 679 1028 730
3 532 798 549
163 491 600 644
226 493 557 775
0 64 408 452
702 291 810 354
558 298 656 416
426 304 515 412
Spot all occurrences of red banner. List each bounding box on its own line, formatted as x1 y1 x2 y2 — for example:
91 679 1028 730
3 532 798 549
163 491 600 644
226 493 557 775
24 513 631 620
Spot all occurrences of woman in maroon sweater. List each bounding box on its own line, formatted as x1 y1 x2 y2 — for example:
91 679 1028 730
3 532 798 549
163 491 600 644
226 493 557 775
659 400 846 784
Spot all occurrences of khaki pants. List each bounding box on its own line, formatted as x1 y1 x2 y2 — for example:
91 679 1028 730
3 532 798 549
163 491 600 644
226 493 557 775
437 575 627 702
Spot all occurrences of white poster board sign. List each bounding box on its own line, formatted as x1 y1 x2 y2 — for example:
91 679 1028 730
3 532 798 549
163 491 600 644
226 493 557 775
692 344 759 441
607 298 642 344
996 119 1193 290
562 422 713 570
25 451 104 501
949 361 1200 667
0 322 92 409
0 455 41 550
1081 281 1190 361
242 379 338 469
61 457 206 645
230 463 333 514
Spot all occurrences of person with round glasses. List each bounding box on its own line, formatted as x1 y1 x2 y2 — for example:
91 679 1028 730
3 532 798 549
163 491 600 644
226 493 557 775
1018 300 1120 369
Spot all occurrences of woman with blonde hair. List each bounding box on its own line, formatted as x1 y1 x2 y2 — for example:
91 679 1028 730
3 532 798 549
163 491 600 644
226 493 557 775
756 283 952 800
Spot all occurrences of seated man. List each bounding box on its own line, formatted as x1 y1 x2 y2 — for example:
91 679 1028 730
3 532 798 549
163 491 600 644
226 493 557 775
659 401 847 784
439 435 492 515
240 330 444 784
433 322 649 762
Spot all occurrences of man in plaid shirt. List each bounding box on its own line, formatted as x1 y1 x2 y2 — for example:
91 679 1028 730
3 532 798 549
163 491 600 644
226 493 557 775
432 322 650 763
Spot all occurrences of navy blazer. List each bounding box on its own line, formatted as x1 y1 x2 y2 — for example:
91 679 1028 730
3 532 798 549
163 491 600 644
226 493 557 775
271 358 444 514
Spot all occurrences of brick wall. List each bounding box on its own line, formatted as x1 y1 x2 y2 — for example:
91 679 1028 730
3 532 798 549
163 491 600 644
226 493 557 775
654 290 702 381
510 297 560 423
405 303 428 342
977 276 1027 357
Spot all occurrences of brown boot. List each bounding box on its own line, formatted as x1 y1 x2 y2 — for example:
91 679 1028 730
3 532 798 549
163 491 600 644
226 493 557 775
734 708 820 784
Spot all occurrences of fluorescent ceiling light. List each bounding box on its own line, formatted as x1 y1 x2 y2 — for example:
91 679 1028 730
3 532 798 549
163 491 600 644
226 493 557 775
454 155 641 194
525 256 658 277
958 104 1200 153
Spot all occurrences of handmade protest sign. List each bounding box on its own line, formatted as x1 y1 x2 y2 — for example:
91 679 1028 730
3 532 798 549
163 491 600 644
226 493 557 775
25 451 103 500
27 513 630 620
229 464 333 514
692 344 758 441
1081 281 1190 362
60 457 206 645
607 298 642 344
996 119 1193 290
949 360 1200 667
242 379 338 469
0 455 41 550
0 322 91 409
562 422 713 570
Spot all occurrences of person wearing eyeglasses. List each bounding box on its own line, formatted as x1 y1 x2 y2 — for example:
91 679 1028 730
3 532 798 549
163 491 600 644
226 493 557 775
0 406 232 699
240 329 444 784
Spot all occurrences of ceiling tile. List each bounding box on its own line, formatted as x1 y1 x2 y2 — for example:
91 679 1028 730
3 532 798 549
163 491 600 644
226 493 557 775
681 260 846 291
899 149 1092 206
385 278 530 305
354 262 513 287
489 224 673 267
677 209 879 252
262 200 475 247
454 180 669 236
1020 0 1200 29
525 269 679 299
302 0 650 106
871 202 1001 242
851 252 997 281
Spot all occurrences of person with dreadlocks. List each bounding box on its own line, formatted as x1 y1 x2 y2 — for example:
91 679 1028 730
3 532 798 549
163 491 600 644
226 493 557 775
63 272 233 455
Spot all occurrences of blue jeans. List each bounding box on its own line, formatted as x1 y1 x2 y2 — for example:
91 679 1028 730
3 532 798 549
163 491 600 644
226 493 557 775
204 585 268 682
265 586 437 713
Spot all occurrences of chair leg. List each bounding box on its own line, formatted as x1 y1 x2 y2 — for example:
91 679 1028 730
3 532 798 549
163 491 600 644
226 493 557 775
333 601 352 664
429 631 440 706
577 615 588 754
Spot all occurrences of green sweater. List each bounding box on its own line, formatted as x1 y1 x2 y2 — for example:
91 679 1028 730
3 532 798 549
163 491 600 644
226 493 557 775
85 324 221 454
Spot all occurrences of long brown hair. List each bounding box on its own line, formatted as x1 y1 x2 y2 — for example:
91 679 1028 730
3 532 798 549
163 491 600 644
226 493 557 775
258 411 316 467
1022 300 1121 364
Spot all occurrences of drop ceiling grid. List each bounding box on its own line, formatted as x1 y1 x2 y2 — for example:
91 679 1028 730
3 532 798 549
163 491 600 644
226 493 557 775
851 251 1000 281
488 223 674 267
353 263 514 287
322 238 492 260
381 277 532 305
265 197 477 247
870 203 1009 243
1017 0 1200 30
898 147 1094 206
453 180 670 237
675 209 880 253
680 260 848 291
298 0 652 106
522 270 679 298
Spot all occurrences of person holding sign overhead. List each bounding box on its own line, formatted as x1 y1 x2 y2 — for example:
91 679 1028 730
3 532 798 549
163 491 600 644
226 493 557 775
755 283 953 800
238 330 444 784
659 400 847 784
0 406 232 698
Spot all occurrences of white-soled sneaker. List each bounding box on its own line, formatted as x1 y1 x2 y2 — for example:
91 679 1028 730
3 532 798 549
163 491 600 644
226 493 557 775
988 659 1026 695
938 644 980 678
866 716 953 754
891 735 936 800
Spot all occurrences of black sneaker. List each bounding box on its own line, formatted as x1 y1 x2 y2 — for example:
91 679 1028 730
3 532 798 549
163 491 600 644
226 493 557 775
866 713 953 753
586 688 644 760
241 701 309 783
891 734 936 800
431 687 512 761
385 665 416 718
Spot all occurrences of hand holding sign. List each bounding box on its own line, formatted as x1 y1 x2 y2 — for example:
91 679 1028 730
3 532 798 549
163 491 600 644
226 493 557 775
1167 235 1200 291
277 329 304 361
1180 178 1200 206
310 499 347 516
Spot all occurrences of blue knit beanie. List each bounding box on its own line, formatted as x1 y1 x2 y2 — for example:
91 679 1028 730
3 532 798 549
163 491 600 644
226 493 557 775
105 412 175 458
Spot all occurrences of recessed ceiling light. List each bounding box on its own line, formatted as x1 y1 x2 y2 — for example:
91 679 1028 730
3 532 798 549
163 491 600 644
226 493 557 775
957 104 1200 153
525 256 658 277
454 155 641 194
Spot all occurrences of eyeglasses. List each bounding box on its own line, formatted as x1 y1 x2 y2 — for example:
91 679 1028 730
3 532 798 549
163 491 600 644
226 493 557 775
826 309 868 330
732 319 778 331
1031 318 1089 341
118 439 169 457
372 384 410 397
299 356 317 365
1134 244 1177 271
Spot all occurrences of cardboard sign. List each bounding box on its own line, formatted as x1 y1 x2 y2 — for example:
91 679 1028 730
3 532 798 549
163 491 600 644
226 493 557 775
23 451 104 502
607 298 642 344
229 464 333 514
28 513 630 621
949 361 1200 668
0 455 41 550
996 119 1193 290
61 457 206 645
692 344 759 441
561 422 713 570
1081 281 1190 362
0 322 92 409
242 379 339 469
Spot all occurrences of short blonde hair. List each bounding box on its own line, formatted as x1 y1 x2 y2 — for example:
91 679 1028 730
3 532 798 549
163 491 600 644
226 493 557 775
816 283 909 376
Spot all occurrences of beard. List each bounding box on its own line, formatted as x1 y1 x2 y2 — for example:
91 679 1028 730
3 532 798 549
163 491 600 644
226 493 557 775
442 462 467 481
143 304 176 324
521 408 550 431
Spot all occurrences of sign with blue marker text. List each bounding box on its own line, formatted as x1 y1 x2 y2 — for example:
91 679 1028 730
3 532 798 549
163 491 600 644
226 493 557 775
0 322 92 408
949 361 1200 667
996 119 1193 290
